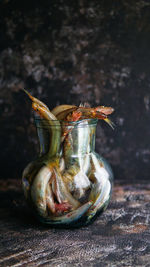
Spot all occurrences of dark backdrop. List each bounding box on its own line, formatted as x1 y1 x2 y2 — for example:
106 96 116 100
1 0 150 181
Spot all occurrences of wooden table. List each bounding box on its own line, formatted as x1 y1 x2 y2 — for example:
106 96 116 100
0 179 150 266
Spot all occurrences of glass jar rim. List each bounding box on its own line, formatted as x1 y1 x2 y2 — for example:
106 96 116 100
34 118 98 128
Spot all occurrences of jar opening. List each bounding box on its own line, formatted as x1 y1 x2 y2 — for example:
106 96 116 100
34 118 98 128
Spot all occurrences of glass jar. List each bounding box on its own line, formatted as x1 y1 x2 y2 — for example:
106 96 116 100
22 118 113 227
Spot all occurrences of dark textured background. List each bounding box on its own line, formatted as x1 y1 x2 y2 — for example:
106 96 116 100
0 0 150 181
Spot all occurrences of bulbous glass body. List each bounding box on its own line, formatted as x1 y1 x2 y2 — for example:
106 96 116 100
22 118 113 227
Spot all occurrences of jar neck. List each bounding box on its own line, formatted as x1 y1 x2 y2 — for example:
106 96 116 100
35 118 97 158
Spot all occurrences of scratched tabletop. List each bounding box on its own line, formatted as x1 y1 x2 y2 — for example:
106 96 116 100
0 179 150 267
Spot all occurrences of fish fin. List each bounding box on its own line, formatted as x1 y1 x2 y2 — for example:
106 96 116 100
79 102 84 107
83 102 91 108
104 118 115 130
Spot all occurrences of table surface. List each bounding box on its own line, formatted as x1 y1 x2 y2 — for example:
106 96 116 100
0 179 150 267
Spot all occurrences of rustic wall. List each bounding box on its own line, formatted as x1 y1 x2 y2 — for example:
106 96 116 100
0 0 150 180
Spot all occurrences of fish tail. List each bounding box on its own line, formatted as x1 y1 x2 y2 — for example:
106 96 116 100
22 89 34 101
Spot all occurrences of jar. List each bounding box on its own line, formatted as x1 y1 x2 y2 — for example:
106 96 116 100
22 118 113 227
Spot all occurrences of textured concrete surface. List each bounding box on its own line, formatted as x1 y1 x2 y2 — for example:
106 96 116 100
0 0 150 180
0 179 150 266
